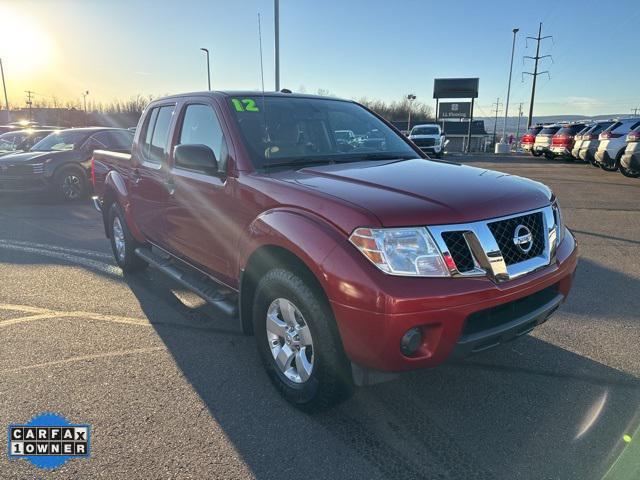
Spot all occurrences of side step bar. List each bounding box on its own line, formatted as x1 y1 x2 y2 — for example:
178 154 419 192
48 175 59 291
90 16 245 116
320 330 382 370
134 247 238 318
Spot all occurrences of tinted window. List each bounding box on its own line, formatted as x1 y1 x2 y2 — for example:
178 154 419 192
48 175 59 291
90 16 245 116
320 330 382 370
140 108 159 157
91 130 134 150
556 125 586 136
527 126 543 135
177 104 227 171
140 106 174 163
229 96 415 169
540 126 560 135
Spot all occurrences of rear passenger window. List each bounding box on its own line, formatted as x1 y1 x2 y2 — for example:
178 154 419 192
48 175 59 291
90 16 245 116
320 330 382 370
139 105 174 164
177 104 228 172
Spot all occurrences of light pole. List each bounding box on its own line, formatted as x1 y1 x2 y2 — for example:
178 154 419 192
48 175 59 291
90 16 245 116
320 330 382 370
497 27 519 153
406 94 416 133
82 90 89 126
0 58 10 123
200 48 211 90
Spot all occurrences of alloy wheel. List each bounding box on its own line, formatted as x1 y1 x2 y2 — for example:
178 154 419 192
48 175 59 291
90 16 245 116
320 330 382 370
266 298 314 384
112 216 126 262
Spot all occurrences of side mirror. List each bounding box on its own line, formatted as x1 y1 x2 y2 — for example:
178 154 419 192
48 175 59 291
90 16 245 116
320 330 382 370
174 144 218 174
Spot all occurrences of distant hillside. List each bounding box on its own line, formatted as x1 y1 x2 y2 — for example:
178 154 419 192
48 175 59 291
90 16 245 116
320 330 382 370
479 114 630 137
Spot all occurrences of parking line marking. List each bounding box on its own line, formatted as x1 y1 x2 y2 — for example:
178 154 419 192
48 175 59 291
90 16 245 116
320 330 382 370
0 303 150 328
0 347 165 375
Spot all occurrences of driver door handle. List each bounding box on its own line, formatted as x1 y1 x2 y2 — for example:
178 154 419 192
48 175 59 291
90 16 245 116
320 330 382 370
164 176 176 196
132 169 142 185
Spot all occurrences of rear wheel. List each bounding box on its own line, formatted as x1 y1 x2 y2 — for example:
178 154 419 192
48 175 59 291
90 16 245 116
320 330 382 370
253 268 353 412
531 150 542 157
108 204 147 273
544 151 555 160
620 164 640 178
600 151 622 172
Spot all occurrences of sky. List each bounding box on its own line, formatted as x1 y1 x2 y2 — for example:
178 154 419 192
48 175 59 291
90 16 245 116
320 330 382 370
0 0 638 117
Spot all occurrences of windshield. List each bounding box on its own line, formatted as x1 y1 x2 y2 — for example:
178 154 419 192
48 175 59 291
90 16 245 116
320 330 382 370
31 130 89 152
411 126 439 136
228 96 416 168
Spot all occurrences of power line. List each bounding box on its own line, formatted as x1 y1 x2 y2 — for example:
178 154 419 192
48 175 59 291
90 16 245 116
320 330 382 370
523 22 553 128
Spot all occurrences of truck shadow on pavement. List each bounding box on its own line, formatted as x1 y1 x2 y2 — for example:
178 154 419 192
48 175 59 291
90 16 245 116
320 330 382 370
120 259 640 480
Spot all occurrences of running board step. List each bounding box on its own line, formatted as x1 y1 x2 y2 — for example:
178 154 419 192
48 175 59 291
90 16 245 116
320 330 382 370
134 247 238 318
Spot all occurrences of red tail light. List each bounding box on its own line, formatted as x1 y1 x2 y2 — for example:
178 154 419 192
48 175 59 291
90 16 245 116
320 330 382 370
552 134 571 146
521 133 535 144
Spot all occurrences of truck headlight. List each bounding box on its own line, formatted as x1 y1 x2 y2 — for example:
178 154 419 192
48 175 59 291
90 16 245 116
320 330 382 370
349 227 450 277
552 200 565 247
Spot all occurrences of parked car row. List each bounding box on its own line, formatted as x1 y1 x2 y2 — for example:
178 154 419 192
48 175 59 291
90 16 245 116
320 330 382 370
0 126 134 200
520 118 640 178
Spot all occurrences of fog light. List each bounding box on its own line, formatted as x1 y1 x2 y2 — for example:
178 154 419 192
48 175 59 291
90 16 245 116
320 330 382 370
400 327 422 356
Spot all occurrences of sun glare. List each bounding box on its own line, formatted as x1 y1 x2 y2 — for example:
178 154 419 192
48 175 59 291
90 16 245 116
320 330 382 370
0 5 55 74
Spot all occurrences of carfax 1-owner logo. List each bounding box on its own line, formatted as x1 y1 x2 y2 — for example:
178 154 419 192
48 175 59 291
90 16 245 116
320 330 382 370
7 413 90 470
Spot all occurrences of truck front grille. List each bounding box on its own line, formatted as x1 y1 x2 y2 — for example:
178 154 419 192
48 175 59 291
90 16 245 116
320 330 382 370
429 206 556 283
412 138 436 147
441 231 475 273
487 212 545 265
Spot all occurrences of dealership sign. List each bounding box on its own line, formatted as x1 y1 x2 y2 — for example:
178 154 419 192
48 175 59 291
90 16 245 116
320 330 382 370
439 102 471 119
433 78 479 99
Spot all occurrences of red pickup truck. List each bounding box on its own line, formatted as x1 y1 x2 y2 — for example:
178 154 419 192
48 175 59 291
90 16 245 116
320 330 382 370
92 91 578 411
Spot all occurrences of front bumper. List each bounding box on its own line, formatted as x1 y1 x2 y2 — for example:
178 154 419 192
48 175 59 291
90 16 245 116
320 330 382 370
418 145 441 154
324 231 578 372
0 174 49 193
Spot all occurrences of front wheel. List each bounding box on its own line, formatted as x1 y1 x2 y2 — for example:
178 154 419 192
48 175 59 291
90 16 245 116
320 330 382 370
253 268 353 412
54 167 87 201
108 204 147 273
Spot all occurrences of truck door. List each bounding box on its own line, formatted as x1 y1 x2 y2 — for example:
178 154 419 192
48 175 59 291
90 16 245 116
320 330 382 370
129 103 176 246
162 100 238 286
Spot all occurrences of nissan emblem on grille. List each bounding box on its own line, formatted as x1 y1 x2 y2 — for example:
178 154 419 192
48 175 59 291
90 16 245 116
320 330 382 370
513 225 533 254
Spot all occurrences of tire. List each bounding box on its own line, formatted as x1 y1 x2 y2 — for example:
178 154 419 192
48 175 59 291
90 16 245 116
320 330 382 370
620 164 640 178
600 151 622 172
53 166 88 201
544 151 555 160
253 268 353 412
108 203 147 273
531 150 542 157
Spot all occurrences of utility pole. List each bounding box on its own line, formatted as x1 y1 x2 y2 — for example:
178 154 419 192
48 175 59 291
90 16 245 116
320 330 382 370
406 94 416 132
274 0 280 91
25 90 34 121
632 107 640 116
82 90 89 126
524 22 552 129
0 58 10 123
515 102 523 151
501 28 519 143
491 97 502 146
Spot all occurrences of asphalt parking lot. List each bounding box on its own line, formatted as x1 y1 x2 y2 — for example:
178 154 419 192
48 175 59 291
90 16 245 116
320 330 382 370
1 154 639 479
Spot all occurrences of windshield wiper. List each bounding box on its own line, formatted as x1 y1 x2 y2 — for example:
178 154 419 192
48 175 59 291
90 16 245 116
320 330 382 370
262 158 337 170
334 153 416 163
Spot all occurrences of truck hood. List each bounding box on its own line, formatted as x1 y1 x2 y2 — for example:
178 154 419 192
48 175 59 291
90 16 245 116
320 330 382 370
271 159 552 227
